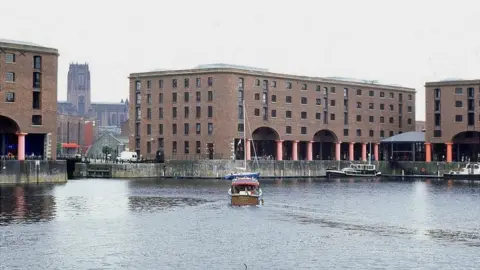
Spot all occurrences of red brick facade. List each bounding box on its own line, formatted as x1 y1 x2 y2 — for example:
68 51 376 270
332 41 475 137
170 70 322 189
130 65 416 160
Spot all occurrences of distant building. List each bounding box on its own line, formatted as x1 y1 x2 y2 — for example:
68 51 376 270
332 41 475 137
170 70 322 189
85 132 128 158
0 39 59 160
120 120 129 137
415 121 425 132
57 63 129 128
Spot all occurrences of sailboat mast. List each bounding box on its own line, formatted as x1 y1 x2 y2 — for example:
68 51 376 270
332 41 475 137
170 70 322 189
243 99 247 169
369 142 372 165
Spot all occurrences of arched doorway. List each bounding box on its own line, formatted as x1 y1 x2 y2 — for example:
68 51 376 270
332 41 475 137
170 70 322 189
251 127 280 160
312 129 338 160
452 131 480 162
0 115 20 158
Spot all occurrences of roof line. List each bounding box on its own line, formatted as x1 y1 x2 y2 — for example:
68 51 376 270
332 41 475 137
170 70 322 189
129 67 415 92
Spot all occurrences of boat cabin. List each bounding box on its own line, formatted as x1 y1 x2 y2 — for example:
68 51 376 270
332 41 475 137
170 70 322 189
230 179 260 195
350 164 376 171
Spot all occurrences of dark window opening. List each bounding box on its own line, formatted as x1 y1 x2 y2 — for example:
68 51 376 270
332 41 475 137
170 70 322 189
32 115 42 125
33 91 41 109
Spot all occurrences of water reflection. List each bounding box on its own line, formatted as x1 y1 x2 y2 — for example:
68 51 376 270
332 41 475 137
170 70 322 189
0 185 56 225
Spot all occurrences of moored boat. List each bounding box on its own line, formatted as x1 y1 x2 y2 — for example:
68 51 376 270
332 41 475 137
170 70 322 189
443 163 480 180
224 172 260 180
228 177 263 206
326 163 382 178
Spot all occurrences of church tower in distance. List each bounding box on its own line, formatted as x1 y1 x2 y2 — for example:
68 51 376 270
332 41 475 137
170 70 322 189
67 63 91 116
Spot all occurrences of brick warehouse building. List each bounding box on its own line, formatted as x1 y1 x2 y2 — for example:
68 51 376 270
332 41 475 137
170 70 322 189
0 39 58 160
129 64 416 161
425 79 480 162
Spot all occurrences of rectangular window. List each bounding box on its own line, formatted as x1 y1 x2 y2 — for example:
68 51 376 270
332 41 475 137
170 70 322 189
33 56 42 69
32 115 42 125
6 72 15 82
184 141 189 154
135 108 141 120
172 141 177 154
172 107 177 118
5 53 15 63
147 141 151 153
254 108 260 116
271 95 277 102
238 78 244 88
369 103 374 109
135 123 140 136
330 100 336 106
286 126 292 134
196 91 201 102
301 97 307 104
330 113 335 121
208 123 213 135
301 84 307 90
184 92 189 102
369 130 374 137
286 96 292 103
5 92 15 102
159 108 164 119
184 123 189 135
286 82 292 89
208 106 213 118
434 88 440 99
208 77 213 86
286 111 292 118
455 115 463 122
271 110 277 117
159 79 163 88
172 93 177 103
196 141 201 154
159 93 163 103
208 91 213 101
158 138 164 148
32 92 41 109
147 124 151 135
135 80 141 91
455 101 462 107
172 79 177 88
343 129 349 136
159 124 163 135
369 90 374 97
147 80 152 89
434 114 441 126
316 112 321 120
196 106 201 118
184 107 189 118
147 108 152 119
147 94 152 104
172 124 177 135
301 127 307 134
433 130 442 137
136 93 141 105
301 112 307 119
184 78 189 88
237 123 244 132
455 88 463 95
33 72 41 88
196 123 201 134
196 78 201 88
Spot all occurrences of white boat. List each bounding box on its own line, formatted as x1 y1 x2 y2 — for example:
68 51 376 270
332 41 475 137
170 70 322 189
444 163 480 180
326 163 382 178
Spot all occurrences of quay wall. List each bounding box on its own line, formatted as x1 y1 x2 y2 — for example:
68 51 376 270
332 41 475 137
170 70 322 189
0 160 67 184
77 160 468 179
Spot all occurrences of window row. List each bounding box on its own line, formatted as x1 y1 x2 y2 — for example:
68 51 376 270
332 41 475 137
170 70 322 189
136 91 214 105
262 125 398 137
3 72 43 88
137 106 214 120
136 77 214 91
4 91 42 109
252 77 413 100
2 54 42 69
137 123 214 136
434 87 478 99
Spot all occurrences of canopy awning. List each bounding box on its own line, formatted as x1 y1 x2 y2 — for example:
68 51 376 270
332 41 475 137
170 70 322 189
62 143 80 148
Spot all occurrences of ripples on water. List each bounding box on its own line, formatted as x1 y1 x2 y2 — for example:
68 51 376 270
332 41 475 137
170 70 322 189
1 179 480 269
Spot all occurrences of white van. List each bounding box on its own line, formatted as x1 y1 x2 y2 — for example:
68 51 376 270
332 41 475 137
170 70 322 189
116 151 138 162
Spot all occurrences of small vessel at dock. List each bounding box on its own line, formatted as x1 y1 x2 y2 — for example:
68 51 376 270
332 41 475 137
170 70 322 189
228 177 263 206
326 163 382 178
443 163 480 180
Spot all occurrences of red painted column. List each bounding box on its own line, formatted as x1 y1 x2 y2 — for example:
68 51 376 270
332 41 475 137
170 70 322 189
335 142 341 161
374 143 379 161
425 142 431 162
446 142 453 163
362 143 367 161
17 133 28 161
276 140 283 161
349 142 355 161
292 140 298 160
307 141 313 161
245 139 251 161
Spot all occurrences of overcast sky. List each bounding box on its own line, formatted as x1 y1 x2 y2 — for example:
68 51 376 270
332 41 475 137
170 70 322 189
2 0 480 121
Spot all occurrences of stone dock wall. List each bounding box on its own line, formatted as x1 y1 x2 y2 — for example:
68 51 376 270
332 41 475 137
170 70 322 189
0 160 67 184
75 160 468 179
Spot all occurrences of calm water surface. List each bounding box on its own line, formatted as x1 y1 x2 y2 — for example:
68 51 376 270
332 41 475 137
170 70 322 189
1 178 480 269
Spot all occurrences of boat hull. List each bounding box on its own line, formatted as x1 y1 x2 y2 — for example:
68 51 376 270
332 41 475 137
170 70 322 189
326 170 381 178
230 195 262 206
443 173 480 180
224 172 260 180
